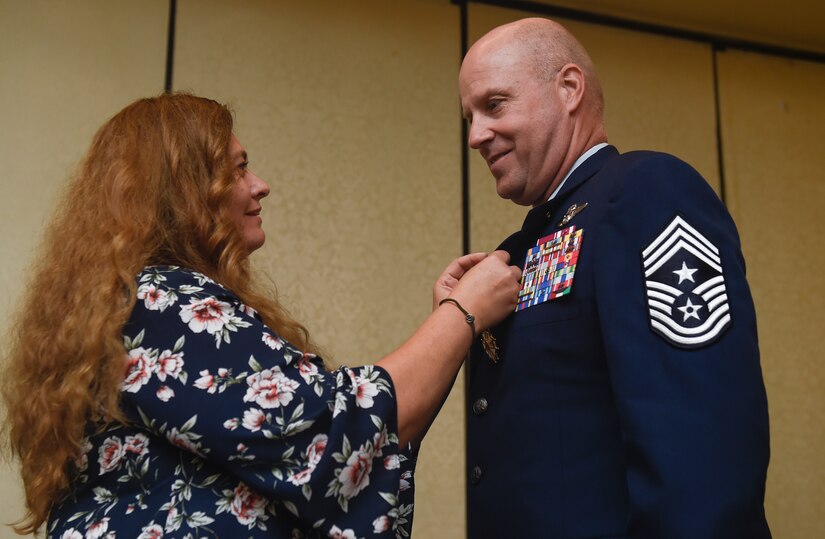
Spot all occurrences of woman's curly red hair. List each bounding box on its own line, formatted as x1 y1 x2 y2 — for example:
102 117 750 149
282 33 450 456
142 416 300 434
1 93 314 534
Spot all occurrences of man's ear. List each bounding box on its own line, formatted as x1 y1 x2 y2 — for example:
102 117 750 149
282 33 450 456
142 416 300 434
557 63 585 112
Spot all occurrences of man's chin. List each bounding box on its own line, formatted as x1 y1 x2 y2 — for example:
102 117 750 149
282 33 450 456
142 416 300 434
494 177 517 200
495 182 532 206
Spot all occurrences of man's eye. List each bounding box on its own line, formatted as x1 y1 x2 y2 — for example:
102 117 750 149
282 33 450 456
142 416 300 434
487 100 500 111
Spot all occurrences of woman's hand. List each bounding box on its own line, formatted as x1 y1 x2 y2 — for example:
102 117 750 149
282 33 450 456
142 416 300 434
432 252 489 311
380 250 521 448
433 250 522 330
445 250 521 331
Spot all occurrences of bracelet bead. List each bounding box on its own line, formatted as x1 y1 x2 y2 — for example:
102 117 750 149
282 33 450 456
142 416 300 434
439 298 476 339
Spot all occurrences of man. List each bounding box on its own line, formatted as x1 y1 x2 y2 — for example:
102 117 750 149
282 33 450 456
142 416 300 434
459 18 771 538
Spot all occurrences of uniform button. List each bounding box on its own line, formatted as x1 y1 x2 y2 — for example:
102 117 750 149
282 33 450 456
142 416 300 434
470 465 482 485
472 398 488 415
546 210 552 219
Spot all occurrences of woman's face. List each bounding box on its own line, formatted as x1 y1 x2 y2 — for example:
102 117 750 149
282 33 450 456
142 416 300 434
227 135 270 252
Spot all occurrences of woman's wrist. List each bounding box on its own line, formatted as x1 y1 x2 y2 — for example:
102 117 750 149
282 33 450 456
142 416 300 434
438 297 477 340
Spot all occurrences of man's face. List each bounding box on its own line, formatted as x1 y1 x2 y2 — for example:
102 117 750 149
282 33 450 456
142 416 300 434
459 42 569 207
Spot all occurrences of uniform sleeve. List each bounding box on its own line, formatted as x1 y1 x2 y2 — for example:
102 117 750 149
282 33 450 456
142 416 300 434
121 267 415 538
593 154 770 538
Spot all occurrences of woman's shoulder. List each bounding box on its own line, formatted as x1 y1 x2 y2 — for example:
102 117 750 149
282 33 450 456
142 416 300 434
133 265 251 319
136 265 235 299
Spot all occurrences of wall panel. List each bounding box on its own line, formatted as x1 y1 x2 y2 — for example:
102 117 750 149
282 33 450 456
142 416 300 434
718 49 825 538
467 3 718 252
0 1 168 536
174 1 464 536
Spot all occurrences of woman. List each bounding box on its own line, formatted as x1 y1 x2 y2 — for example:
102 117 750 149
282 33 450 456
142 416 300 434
2 93 520 538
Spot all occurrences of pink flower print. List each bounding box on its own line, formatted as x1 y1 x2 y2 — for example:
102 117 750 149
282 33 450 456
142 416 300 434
124 433 150 456
60 529 82 539
328 526 357 539
194 370 215 393
122 347 156 393
306 434 328 467
165 428 202 455
137 523 164 539
373 426 389 456
228 483 268 528
373 515 391 533
352 373 379 409
286 434 328 486
384 454 400 470
85 517 109 539
296 355 319 383
286 467 313 486
97 437 124 474
261 332 283 350
164 507 180 533
137 284 172 311
338 446 373 499
241 408 266 432
179 297 231 334
156 350 184 382
156 385 175 401
243 367 300 409
223 418 240 431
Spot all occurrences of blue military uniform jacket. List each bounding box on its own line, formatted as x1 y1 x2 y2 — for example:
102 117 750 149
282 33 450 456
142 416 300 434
466 145 771 538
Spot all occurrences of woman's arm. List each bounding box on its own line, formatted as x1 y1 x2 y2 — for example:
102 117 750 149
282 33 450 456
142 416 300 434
377 251 520 447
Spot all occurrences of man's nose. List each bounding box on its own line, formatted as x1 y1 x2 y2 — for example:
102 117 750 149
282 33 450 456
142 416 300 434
467 119 494 150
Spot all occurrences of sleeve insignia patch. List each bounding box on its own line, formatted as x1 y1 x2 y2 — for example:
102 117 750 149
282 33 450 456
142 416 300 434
641 215 731 348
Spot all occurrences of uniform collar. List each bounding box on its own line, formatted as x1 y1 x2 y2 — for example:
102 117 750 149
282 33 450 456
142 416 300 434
520 144 618 236
547 142 609 201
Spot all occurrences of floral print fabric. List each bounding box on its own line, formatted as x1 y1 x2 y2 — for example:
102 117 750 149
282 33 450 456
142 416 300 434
48 266 415 538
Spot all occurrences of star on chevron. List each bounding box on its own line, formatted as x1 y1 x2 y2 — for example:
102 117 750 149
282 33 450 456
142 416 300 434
677 298 704 322
673 261 699 284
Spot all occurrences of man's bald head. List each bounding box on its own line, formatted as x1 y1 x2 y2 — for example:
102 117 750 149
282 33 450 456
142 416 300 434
467 18 604 118
459 18 608 206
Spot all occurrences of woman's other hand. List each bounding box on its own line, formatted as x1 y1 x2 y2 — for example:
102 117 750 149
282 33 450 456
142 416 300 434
434 250 521 330
432 252 489 310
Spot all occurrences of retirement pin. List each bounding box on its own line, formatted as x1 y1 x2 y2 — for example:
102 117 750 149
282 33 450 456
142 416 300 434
516 225 584 312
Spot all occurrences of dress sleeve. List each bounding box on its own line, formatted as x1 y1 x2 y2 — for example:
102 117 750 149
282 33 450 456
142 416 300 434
122 266 415 538
592 154 770 538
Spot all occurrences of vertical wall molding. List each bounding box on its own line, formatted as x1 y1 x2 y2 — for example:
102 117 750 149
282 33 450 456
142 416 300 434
164 0 178 93
459 0 470 255
711 45 727 204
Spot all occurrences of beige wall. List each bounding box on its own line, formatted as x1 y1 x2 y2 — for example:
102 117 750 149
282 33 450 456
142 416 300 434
1 1 823 538
172 1 465 536
718 50 825 538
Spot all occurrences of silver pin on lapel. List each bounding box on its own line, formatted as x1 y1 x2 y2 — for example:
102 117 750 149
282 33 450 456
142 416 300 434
557 202 589 227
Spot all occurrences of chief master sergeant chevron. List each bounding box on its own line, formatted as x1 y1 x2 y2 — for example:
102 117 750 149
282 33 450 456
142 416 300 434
459 17 770 539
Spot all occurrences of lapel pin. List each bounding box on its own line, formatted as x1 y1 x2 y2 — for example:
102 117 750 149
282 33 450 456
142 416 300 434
558 202 589 227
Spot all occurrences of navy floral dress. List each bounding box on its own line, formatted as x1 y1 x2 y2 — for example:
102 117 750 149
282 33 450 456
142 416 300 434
48 266 415 539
